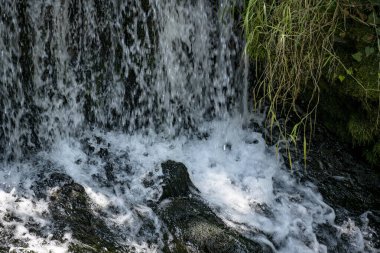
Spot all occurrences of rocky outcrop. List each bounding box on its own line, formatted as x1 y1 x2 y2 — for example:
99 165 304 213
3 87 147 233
158 160 272 253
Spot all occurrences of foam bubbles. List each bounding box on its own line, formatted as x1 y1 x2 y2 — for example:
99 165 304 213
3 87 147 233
0 187 70 252
0 117 377 252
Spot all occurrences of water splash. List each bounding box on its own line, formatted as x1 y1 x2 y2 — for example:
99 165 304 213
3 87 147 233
0 0 377 252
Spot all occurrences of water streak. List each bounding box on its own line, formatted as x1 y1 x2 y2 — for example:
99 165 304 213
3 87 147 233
0 0 239 160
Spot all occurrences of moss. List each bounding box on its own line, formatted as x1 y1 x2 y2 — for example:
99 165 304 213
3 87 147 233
348 114 377 144
243 0 380 165
334 22 379 101
365 141 380 165
317 74 379 165
319 5 380 165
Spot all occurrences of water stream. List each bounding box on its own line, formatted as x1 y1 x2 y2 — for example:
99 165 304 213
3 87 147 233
0 1 377 252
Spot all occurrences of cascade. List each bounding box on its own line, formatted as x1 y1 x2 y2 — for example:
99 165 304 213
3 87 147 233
0 0 239 160
0 1 377 252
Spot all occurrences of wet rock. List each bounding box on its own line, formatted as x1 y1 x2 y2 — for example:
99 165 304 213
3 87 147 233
358 211 380 250
32 172 73 199
33 173 121 252
302 126 380 214
160 160 199 200
283 123 380 251
50 185 116 251
159 160 272 253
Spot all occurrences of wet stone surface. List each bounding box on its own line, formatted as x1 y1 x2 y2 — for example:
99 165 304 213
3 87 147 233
0 123 379 252
287 123 380 251
246 116 380 252
159 160 200 201
158 160 272 253
37 173 121 252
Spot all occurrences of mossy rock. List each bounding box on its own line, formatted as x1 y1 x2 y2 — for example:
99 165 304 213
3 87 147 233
160 197 271 253
160 160 199 200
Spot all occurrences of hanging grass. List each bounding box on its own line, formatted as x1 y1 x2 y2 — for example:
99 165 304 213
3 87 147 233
244 0 380 166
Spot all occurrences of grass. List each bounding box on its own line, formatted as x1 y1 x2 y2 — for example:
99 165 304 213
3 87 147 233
243 0 380 167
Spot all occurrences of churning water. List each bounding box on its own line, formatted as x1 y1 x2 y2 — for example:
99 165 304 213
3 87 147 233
0 1 377 252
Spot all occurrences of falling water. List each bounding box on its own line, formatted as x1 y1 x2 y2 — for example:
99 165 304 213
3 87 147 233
242 51 250 124
0 0 239 160
0 1 377 252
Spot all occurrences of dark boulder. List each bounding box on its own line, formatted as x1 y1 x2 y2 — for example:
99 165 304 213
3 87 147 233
33 172 121 252
160 160 199 200
159 160 272 253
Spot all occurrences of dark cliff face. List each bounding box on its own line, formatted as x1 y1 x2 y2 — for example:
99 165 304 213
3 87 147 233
306 124 380 250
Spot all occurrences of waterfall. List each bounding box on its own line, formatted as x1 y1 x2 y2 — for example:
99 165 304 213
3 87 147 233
0 0 240 160
242 50 250 124
0 1 376 253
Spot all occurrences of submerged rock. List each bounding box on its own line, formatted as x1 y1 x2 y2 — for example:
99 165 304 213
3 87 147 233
159 160 272 253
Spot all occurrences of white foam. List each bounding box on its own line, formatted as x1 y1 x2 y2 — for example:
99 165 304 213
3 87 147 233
0 187 70 252
338 219 365 253
0 117 376 252
96 117 338 252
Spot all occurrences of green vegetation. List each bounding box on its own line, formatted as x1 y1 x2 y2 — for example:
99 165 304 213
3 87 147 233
244 0 380 166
